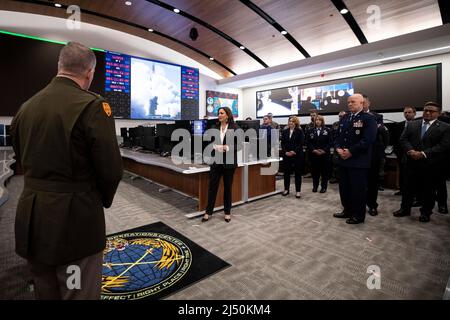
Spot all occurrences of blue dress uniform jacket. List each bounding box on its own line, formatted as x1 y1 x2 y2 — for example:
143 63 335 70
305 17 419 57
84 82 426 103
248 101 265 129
334 112 377 168
11 77 123 265
305 127 332 154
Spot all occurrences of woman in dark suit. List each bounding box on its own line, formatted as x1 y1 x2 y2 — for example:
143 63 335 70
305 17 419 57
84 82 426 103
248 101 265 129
202 107 239 223
281 116 304 198
305 115 332 193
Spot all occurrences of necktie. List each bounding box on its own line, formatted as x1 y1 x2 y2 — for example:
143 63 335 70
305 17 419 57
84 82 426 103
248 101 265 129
421 121 429 139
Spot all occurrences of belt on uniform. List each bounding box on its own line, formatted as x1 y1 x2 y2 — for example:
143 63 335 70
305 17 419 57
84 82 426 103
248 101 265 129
24 177 93 193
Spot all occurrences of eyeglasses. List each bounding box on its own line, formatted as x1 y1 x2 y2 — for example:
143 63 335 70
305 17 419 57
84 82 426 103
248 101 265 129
423 109 439 113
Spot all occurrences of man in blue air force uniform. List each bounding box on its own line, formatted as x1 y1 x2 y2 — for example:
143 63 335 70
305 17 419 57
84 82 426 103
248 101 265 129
333 94 377 224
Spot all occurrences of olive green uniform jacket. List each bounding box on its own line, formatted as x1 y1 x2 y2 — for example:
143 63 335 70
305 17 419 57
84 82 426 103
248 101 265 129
11 76 123 265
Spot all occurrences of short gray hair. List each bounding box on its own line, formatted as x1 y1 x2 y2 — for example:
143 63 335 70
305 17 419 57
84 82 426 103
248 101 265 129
58 42 96 75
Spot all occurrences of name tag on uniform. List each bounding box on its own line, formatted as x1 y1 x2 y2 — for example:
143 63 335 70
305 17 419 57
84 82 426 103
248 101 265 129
353 120 363 128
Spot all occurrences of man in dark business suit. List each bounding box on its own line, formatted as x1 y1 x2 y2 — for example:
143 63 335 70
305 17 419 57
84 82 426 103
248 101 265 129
333 94 377 224
393 102 450 222
392 106 417 196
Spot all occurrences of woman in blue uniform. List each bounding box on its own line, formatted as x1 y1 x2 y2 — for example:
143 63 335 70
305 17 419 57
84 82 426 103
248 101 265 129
306 115 332 193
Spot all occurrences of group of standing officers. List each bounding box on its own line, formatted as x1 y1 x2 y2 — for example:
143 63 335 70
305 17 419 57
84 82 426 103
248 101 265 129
276 93 450 225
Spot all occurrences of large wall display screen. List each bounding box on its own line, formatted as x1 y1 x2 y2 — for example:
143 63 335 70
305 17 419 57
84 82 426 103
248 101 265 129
105 51 199 120
206 91 238 118
1 30 200 120
256 64 441 117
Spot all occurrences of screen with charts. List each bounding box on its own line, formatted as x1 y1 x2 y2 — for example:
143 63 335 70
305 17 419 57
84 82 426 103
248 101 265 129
0 30 200 120
256 64 441 117
105 51 199 120
206 91 238 118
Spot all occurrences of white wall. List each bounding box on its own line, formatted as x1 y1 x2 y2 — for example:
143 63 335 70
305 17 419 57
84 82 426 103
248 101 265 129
242 53 450 126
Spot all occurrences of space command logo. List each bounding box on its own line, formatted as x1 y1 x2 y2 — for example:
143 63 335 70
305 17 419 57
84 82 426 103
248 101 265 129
101 232 192 300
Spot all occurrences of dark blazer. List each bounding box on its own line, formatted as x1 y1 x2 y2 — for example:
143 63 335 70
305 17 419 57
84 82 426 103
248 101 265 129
305 127 332 154
334 111 377 168
399 119 450 167
281 127 304 158
11 77 123 265
210 122 240 169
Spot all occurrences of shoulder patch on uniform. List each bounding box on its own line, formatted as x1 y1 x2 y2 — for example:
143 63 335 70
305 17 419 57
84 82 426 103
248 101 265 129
102 102 112 117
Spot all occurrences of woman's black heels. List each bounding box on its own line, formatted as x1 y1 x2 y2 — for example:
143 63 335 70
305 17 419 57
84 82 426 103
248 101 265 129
224 214 231 223
201 214 210 222
282 190 289 196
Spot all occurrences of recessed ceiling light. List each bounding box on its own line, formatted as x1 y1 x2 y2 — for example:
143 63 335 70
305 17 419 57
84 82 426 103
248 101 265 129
239 46 245 50
173 8 180 13
340 8 349 14
125 1 132 5
209 57 214 61
54 3 62 7
281 30 288 35
148 28 154 32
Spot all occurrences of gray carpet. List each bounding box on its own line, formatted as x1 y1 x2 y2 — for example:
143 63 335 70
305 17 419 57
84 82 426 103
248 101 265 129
1 169 449 300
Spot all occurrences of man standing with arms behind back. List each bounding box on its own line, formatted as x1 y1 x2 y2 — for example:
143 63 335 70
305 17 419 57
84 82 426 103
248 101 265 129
333 94 377 224
11 42 123 299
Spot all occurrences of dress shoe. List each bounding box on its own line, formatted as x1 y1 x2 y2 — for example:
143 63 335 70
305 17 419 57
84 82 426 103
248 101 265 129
333 212 351 218
412 201 422 207
419 214 430 222
224 214 231 223
394 191 402 196
319 188 327 193
282 190 289 196
378 186 384 191
295 192 301 198
438 206 449 214
201 214 210 222
368 208 378 216
346 217 364 224
312 188 318 193
393 209 411 217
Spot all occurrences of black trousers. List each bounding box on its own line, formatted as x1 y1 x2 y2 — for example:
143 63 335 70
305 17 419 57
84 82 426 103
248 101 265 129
338 166 369 221
367 156 382 209
310 153 330 190
401 160 437 215
436 173 448 208
283 156 303 192
205 165 236 215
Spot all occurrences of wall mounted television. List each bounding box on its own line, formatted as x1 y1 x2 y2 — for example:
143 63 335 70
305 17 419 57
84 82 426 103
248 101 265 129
256 64 441 117
206 90 238 118
0 30 200 120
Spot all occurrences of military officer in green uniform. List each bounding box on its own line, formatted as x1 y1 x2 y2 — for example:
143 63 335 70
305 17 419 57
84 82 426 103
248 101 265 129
11 42 123 299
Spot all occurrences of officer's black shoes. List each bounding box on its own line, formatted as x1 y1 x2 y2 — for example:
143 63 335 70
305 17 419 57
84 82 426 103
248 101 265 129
394 191 402 196
282 190 289 196
419 215 431 223
438 206 449 214
312 188 318 193
368 208 378 216
412 201 422 207
346 217 364 224
333 212 351 218
393 209 411 217
319 188 327 193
